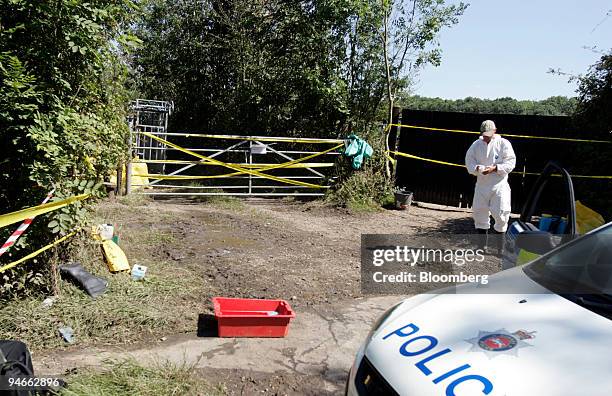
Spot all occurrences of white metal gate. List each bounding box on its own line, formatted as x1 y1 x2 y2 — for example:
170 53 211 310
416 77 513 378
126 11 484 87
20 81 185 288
128 127 343 197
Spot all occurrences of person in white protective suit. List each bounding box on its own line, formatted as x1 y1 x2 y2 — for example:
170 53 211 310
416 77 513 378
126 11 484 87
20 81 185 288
465 120 516 250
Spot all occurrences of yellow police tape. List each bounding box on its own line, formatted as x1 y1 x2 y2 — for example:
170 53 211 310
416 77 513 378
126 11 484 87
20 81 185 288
0 194 90 229
0 231 78 273
388 150 612 179
132 172 253 180
388 123 611 144
135 159 334 168
134 143 341 181
140 132 342 188
142 132 344 144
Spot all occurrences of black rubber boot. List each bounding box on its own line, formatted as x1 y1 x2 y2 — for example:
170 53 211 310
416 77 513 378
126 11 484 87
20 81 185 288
475 228 489 253
491 230 505 256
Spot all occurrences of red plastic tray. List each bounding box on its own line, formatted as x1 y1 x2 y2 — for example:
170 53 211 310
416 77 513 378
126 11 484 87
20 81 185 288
212 297 296 338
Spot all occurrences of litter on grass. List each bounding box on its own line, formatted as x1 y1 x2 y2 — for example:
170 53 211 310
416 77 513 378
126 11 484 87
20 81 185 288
93 224 114 241
102 240 130 273
41 297 56 308
58 326 75 343
59 262 108 298
131 264 147 281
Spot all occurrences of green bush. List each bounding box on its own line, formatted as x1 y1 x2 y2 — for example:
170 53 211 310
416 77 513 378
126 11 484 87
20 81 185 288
0 1 139 296
328 168 393 212
326 128 393 211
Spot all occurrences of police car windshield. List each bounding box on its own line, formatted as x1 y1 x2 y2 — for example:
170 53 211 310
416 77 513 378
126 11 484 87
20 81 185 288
524 224 612 298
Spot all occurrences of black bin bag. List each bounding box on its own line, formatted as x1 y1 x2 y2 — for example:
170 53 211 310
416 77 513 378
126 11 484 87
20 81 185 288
1 340 33 396
59 262 108 298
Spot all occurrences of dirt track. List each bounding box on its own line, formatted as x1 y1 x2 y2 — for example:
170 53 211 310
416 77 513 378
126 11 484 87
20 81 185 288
37 198 476 394
114 197 474 309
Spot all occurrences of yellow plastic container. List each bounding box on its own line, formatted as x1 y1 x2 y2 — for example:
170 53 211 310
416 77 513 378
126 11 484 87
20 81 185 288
102 240 130 273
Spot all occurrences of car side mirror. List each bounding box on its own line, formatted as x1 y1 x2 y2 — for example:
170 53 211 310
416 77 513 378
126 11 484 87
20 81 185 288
516 230 555 255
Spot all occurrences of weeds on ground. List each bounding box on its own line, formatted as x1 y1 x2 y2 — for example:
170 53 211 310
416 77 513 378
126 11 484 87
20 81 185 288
138 229 176 245
325 127 397 213
171 184 245 210
116 193 152 208
60 359 226 396
325 167 393 213
280 196 296 204
204 195 244 211
0 203 205 352
0 263 202 351
193 188 244 210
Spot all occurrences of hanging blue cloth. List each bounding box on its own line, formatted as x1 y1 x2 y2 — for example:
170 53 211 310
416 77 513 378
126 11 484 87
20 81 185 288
344 134 373 169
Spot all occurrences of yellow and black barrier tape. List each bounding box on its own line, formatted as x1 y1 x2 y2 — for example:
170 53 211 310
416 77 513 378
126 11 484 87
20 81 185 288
388 150 612 179
0 231 78 273
0 194 90 229
134 159 334 168
141 132 342 188
388 123 611 144
141 132 344 144
133 172 251 180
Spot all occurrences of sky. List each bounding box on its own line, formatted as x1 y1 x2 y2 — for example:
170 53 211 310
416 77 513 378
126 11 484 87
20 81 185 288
414 0 612 100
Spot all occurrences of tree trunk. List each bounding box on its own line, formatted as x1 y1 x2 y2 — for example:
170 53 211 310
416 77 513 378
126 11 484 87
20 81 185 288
382 4 393 179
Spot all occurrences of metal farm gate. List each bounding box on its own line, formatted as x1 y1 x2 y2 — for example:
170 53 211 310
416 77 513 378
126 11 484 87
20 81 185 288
127 102 343 197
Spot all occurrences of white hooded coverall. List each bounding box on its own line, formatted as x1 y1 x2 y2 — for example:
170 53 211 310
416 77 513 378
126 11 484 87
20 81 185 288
465 135 516 232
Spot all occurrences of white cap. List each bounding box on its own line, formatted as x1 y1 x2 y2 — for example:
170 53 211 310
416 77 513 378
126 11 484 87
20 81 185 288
480 120 497 136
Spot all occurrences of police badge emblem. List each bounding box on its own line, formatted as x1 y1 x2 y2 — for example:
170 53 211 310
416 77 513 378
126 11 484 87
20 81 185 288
466 329 536 358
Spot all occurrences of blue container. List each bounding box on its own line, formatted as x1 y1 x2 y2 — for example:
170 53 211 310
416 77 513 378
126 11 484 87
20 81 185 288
539 215 553 231
556 218 567 234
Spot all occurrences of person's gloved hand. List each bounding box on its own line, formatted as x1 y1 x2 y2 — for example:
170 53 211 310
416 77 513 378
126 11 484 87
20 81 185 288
481 165 497 175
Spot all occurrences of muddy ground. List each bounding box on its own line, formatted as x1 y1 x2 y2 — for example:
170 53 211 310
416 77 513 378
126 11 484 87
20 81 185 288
36 197 488 395
123 197 475 308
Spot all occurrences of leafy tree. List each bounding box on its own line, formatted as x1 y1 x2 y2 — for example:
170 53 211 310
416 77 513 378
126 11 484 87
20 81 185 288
574 50 612 136
135 0 468 186
0 0 138 295
133 0 352 136
571 50 612 219
398 95 578 116
374 0 467 176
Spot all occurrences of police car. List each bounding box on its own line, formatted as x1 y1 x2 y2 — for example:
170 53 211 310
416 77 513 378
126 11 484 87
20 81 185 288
347 221 612 396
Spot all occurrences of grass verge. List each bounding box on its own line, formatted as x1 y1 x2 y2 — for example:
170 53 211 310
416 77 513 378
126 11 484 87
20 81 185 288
0 200 207 352
60 359 225 396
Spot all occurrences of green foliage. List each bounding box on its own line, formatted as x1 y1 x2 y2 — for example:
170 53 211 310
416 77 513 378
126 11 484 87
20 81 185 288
133 0 468 207
326 126 393 210
133 0 352 135
574 50 612 136
571 50 612 219
377 0 468 118
0 0 139 295
399 95 578 116
134 0 466 133
371 0 468 178
327 167 393 212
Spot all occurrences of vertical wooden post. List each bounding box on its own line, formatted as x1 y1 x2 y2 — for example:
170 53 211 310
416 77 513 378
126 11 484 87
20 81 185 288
115 163 123 196
125 160 132 195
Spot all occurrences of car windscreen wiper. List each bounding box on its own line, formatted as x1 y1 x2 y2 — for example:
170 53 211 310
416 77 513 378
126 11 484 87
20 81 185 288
570 294 612 311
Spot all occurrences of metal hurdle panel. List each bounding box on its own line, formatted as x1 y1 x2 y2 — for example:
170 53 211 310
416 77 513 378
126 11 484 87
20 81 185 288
129 99 174 173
